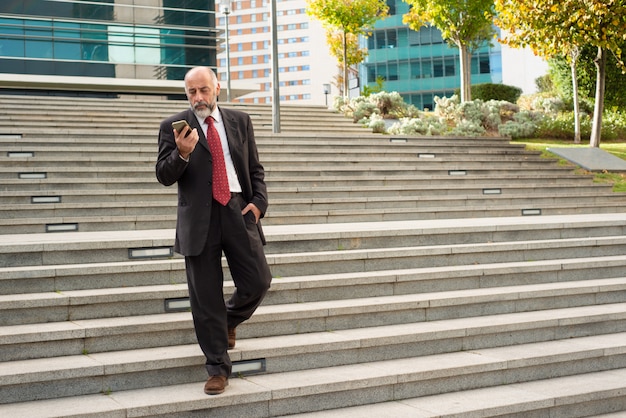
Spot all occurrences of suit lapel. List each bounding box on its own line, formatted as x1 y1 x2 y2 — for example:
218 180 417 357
221 109 241 153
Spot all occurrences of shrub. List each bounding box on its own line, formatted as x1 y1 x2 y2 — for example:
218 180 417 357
535 112 592 140
335 88 626 140
471 83 523 103
387 115 446 136
448 119 486 137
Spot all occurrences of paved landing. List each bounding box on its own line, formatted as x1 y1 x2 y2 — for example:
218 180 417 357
548 147 626 172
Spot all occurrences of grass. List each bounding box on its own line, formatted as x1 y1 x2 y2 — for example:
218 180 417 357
511 139 626 192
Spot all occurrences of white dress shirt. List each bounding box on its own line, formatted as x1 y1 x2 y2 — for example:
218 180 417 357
195 107 242 193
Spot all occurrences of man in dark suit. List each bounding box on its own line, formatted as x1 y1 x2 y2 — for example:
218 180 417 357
156 66 272 395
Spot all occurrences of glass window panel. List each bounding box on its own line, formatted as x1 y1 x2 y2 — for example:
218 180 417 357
25 20 52 59
387 30 397 48
422 59 432 78
408 29 420 46
388 62 397 80
431 27 443 44
445 57 455 77
367 65 376 83
433 58 443 77
420 27 431 44
0 18 25 57
410 60 421 79
376 63 387 80
480 55 490 73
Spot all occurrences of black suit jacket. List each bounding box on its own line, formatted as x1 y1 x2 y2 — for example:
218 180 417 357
156 107 268 256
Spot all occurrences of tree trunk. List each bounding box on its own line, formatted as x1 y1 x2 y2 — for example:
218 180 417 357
570 47 581 144
458 43 472 102
343 30 349 98
590 46 606 148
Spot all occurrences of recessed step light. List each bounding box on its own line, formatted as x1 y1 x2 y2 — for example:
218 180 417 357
7 151 34 158
522 208 542 216
19 172 47 179
31 196 61 204
129 246 174 259
46 223 78 232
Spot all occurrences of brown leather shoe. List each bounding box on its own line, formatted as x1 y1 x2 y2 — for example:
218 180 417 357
228 328 236 349
204 375 228 395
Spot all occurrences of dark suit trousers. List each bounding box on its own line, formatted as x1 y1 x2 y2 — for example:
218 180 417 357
184 194 272 377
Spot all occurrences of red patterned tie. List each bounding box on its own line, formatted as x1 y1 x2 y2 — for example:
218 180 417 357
205 116 231 206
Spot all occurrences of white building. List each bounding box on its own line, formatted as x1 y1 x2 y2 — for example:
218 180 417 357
216 0 338 105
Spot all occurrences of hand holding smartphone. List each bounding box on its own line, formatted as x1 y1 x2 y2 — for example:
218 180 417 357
172 120 191 137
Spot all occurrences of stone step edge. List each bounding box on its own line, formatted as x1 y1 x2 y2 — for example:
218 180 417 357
3 190 623 212
277 368 626 417
1 276 625 323
2 212 626 248
3 319 626 386
0 202 626 231
0 182 607 196
2 250 626 292
2 298 625 358
0 335 625 416
3 233 626 268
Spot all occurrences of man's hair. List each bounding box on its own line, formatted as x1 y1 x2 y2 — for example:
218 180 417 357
184 66 218 86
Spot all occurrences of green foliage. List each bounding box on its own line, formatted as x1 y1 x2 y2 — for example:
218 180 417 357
362 76 385 97
402 0 494 102
549 44 626 110
307 0 388 95
402 0 495 51
468 83 523 103
335 88 626 141
535 74 554 93
387 115 446 136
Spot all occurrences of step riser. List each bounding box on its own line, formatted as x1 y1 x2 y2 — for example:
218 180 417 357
2 279 625 328
3 195 625 219
3 228 626 267
2 340 626 407
5 204 626 234
3 303 626 364
0 184 615 204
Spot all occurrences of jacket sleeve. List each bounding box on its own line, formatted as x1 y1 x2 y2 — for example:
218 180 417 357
244 113 269 217
156 117 189 187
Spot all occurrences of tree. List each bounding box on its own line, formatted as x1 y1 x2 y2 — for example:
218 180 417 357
326 30 369 95
306 0 388 97
550 43 626 110
495 0 626 147
402 0 496 102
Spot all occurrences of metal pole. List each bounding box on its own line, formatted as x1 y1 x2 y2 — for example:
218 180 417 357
270 0 280 133
223 3 231 102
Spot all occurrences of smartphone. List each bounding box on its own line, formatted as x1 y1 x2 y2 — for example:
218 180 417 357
172 120 191 136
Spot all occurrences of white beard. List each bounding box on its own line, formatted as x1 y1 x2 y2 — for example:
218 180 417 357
194 108 211 120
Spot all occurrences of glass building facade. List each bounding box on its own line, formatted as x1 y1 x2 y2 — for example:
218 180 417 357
0 0 219 84
361 0 502 110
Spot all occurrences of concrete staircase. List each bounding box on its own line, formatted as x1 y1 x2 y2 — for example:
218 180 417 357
1 94 626 417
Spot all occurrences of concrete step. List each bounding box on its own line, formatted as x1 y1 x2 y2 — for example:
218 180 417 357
2 192 624 222
0 173 598 193
0 332 624 413
3 214 626 267
2 267 625 326
2 212 625 272
0 132 524 149
2 152 550 166
7 199 626 234
282 367 626 417
2 286 625 362
1 182 615 204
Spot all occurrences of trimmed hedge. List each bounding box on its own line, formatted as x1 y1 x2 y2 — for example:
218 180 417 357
455 83 523 103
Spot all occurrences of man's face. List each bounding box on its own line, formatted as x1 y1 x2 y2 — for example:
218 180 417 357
185 69 221 119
